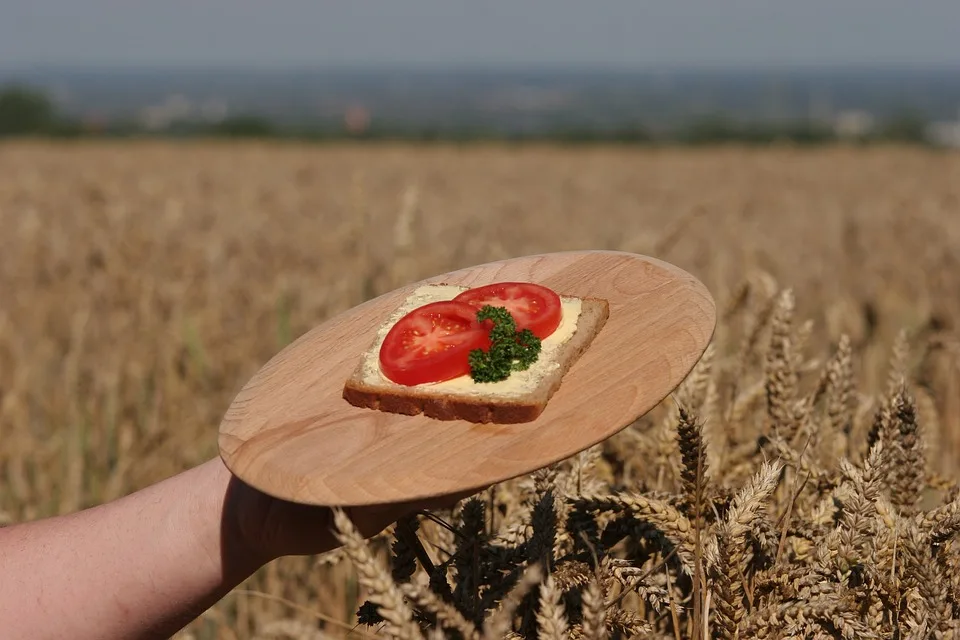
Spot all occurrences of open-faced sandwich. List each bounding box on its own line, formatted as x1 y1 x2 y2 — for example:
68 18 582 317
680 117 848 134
342 282 609 424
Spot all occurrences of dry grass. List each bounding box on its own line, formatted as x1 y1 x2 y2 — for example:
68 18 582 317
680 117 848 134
1 140 959 638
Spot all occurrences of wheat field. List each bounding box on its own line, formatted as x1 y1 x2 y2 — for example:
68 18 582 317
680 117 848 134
1 141 959 639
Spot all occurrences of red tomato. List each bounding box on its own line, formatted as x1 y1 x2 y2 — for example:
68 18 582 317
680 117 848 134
379 300 491 386
453 282 563 339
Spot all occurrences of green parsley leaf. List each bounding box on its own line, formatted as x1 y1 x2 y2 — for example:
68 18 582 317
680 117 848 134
468 305 543 383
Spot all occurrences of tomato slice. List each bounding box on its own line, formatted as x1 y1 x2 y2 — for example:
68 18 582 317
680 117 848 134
453 282 563 339
379 300 491 386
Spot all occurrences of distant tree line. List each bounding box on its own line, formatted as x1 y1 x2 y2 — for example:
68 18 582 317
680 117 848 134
0 82 939 146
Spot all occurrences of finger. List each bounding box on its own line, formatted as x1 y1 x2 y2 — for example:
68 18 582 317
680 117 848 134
347 485 493 537
416 487 487 511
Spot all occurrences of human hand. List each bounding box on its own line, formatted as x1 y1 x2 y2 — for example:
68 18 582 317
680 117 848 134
218 460 478 567
0 454 478 640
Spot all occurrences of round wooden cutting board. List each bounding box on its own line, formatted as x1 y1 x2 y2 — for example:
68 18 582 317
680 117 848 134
218 251 716 507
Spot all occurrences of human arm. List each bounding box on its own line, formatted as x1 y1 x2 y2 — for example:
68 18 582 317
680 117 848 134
0 456 460 640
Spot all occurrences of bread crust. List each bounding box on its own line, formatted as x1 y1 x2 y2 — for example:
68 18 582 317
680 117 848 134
342 294 610 424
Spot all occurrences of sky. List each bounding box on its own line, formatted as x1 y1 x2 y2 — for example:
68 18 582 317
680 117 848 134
2 0 960 70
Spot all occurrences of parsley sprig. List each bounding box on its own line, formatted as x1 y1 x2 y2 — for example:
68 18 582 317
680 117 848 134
468 305 542 383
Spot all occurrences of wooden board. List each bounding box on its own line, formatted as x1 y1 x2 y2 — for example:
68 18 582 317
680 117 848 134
218 251 716 507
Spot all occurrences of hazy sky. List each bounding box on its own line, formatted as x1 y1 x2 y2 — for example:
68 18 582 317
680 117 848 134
3 0 960 69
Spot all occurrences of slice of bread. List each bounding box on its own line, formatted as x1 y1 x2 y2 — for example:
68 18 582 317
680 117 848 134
342 283 609 424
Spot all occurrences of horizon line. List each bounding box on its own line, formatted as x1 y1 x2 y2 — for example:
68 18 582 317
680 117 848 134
3 61 960 74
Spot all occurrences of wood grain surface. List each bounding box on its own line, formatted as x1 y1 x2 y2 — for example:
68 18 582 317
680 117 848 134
218 251 716 507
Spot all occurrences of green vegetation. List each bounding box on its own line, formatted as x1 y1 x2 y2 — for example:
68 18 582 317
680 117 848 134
677 114 835 145
0 84 58 135
468 306 542 383
0 84 85 137
0 82 946 146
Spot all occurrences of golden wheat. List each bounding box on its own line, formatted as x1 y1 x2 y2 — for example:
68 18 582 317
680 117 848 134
1 140 959 638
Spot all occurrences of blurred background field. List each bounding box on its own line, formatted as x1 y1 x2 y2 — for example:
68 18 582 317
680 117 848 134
2 140 959 637
3 2 960 638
